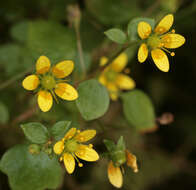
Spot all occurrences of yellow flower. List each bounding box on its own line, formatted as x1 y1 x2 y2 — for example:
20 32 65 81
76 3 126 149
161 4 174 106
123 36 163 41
108 150 138 188
22 56 78 112
98 53 135 100
53 128 99 174
137 14 185 72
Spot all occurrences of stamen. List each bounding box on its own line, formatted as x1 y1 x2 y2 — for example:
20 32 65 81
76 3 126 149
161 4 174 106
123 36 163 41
121 166 125 175
79 136 85 141
50 90 59 104
170 52 175 56
60 156 63 161
88 144 93 148
171 29 175 33
72 153 83 167
161 47 175 56
124 68 130 74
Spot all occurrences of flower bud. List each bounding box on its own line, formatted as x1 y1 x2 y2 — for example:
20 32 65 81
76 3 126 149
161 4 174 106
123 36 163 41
28 144 41 155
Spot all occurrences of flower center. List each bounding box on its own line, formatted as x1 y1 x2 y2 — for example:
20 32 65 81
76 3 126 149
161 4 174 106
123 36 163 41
105 70 118 82
41 75 56 90
64 139 78 153
147 35 161 49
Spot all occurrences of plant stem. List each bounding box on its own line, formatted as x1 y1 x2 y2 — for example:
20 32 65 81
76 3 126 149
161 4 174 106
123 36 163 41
0 68 33 91
74 23 86 77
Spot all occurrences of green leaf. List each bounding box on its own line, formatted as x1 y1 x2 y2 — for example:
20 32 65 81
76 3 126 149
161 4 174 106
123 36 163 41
76 79 110 120
122 89 156 131
0 102 9 124
11 20 77 63
127 17 155 41
21 122 49 144
103 139 116 152
116 136 125 151
0 144 63 190
104 28 127 44
50 121 71 141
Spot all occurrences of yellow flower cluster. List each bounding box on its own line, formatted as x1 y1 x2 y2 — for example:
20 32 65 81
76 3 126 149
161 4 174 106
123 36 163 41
22 56 78 112
53 128 99 174
99 53 135 100
137 14 185 72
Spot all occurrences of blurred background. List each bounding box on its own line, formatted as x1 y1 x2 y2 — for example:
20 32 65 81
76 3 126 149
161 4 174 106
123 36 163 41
0 0 196 189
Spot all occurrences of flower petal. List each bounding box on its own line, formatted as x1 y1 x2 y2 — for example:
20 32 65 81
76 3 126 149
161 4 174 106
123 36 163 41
138 43 148 63
64 128 77 140
100 56 108 66
22 75 39 90
53 141 64 155
137 22 152 39
98 74 107 86
116 74 135 90
154 14 174 34
74 130 96 142
36 56 51 74
126 150 138 173
161 34 185 49
37 90 53 112
52 60 74 78
107 161 123 188
106 83 119 101
151 49 169 72
63 153 75 174
55 83 78 101
75 145 99 161
111 53 128 72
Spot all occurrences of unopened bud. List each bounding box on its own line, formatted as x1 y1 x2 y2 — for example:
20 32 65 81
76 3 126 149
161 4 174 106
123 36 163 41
29 144 40 155
67 5 81 28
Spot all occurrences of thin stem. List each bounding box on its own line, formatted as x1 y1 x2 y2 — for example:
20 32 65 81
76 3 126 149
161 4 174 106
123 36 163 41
0 68 33 91
74 23 86 77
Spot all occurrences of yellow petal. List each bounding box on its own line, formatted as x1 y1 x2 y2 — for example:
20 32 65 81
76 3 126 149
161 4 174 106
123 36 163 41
75 145 99 161
63 153 75 174
161 34 185 49
100 56 108 66
138 43 148 63
137 22 152 39
106 83 119 101
36 56 51 74
55 83 78 101
52 60 74 78
151 49 169 72
98 74 107 86
116 74 135 90
22 75 39 90
64 128 77 140
74 130 96 142
111 53 128 72
37 90 53 112
126 150 138 173
107 161 123 188
154 14 174 34
53 141 64 155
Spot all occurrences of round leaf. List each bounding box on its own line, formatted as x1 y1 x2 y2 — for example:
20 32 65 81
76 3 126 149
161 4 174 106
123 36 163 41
104 28 127 44
21 122 49 144
76 79 109 120
50 121 71 141
0 144 63 190
122 89 156 130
